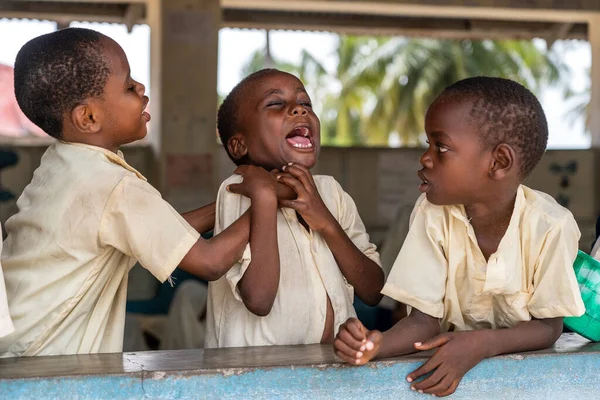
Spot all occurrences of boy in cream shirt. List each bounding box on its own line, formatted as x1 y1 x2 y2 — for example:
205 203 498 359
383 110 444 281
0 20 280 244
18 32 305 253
206 69 384 348
0 28 276 357
334 77 585 397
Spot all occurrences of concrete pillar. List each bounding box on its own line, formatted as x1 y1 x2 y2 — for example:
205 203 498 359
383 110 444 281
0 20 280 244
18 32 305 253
146 0 221 211
589 15 600 147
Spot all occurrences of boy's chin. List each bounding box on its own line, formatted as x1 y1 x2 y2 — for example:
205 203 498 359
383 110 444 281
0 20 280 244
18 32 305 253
290 159 316 169
288 153 318 169
424 192 448 206
130 128 148 143
425 193 462 207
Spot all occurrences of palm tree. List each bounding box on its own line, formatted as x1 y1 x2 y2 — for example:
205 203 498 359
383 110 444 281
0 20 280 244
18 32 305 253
240 32 568 146
359 39 566 146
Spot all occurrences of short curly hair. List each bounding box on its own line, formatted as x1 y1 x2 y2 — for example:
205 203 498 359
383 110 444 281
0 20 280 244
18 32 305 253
14 27 111 139
217 68 281 165
435 77 548 178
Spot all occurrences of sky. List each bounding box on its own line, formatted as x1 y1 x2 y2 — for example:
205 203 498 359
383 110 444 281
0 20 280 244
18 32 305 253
0 18 592 149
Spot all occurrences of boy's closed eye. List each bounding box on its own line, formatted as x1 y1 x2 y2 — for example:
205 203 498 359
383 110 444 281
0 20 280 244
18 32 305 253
425 140 449 153
266 99 284 108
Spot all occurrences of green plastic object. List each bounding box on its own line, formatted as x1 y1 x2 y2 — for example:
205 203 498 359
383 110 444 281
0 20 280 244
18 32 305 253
564 250 600 342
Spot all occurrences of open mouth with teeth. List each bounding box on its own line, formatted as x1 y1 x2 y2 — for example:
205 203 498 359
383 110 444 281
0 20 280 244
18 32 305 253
286 126 314 149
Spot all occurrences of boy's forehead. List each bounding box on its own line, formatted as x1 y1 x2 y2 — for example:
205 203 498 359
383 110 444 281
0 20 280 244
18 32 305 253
100 37 129 74
426 96 479 135
246 72 305 96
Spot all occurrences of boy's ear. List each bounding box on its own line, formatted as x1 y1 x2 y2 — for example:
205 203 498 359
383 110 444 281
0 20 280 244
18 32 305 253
71 101 102 134
489 143 516 180
227 133 248 161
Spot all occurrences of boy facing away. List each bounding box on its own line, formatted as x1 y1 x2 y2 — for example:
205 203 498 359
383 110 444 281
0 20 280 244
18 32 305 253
0 28 274 357
334 77 585 396
205 69 385 347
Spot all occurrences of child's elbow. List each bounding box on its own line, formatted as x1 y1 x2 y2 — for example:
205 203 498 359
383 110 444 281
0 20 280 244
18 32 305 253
200 262 228 281
244 298 274 317
240 289 275 317
546 317 564 344
362 292 384 307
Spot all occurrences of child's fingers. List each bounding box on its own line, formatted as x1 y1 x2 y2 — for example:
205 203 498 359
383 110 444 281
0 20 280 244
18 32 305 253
419 375 454 396
288 163 316 186
277 175 304 194
414 333 450 351
226 183 244 194
366 330 383 348
275 172 294 180
333 348 361 365
436 379 460 397
282 163 316 191
336 327 366 350
411 367 446 392
344 318 368 342
279 199 298 210
407 357 441 383
333 337 364 361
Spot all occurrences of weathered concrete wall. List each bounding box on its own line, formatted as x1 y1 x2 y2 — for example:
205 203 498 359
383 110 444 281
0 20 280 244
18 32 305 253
0 334 598 399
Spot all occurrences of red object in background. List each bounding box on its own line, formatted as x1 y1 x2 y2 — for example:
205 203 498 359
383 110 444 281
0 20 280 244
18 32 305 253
0 63 47 137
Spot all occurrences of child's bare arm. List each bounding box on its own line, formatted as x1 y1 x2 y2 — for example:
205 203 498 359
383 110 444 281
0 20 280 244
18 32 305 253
181 202 215 234
236 196 279 316
178 210 251 280
407 317 562 397
179 166 279 285
278 163 384 306
220 166 281 316
315 218 384 305
334 309 440 365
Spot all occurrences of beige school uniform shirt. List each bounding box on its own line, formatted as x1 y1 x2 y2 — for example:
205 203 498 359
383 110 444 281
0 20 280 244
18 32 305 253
0 237 14 338
382 186 585 332
0 142 199 357
206 174 381 348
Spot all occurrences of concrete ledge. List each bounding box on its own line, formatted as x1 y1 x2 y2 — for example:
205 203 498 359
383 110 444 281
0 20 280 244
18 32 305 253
0 333 599 399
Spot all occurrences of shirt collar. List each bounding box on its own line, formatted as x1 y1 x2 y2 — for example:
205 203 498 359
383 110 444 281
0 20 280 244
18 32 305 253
449 186 526 295
60 141 147 181
448 185 526 232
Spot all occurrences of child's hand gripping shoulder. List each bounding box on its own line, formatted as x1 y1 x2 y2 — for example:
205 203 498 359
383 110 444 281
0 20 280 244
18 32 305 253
227 165 278 201
179 165 278 282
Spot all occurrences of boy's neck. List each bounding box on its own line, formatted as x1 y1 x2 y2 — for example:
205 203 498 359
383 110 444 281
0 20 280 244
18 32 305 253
464 184 520 261
61 130 120 154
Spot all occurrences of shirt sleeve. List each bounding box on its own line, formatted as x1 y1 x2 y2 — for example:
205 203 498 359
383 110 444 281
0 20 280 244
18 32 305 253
380 195 447 318
214 175 252 301
335 180 382 267
99 176 200 283
527 215 585 319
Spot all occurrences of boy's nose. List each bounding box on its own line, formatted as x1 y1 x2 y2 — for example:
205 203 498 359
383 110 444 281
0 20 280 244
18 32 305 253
291 104 308 116
136 81 146 97
419 149 433 168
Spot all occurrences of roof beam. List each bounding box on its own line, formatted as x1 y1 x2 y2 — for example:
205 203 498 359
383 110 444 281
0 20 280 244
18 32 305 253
222 0 597 23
